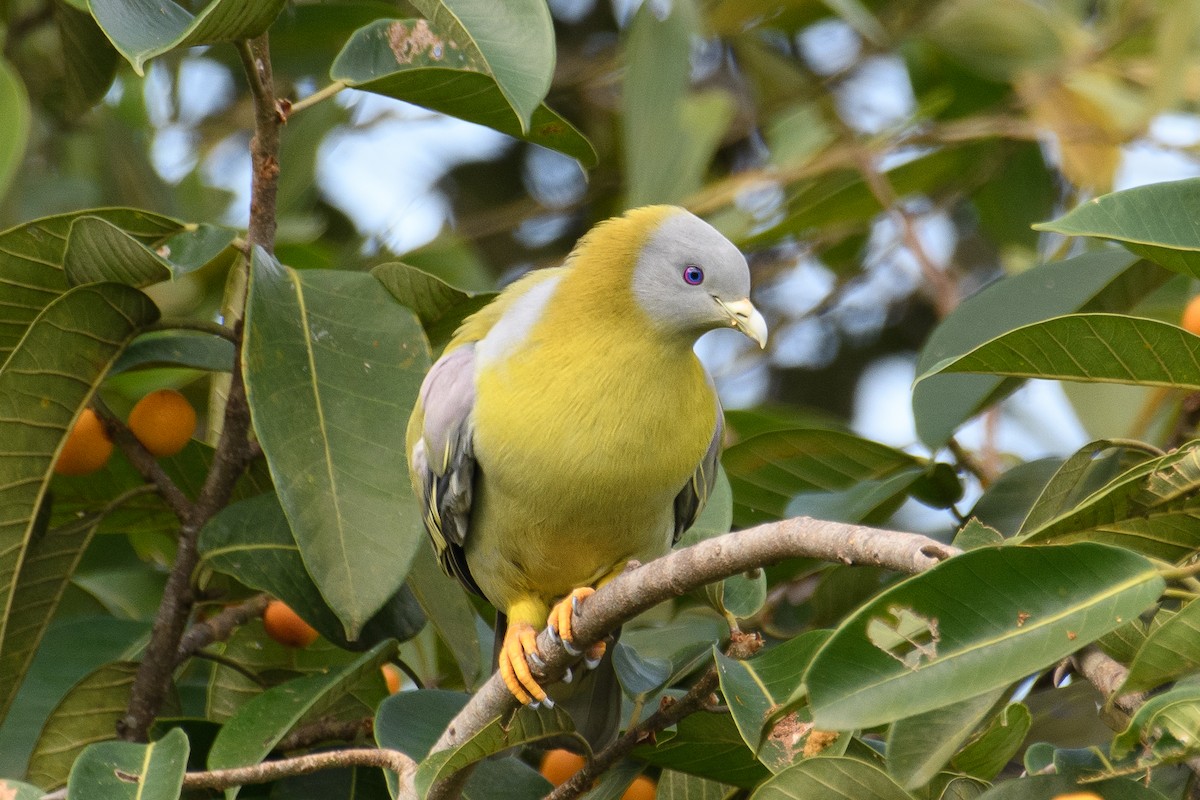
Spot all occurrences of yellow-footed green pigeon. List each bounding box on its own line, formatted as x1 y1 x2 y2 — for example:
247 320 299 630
406 205 767 745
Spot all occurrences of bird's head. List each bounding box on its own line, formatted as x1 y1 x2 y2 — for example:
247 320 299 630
625 207 768 348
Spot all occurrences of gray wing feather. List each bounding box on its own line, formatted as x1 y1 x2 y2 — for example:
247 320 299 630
413 344 480 593
673 395 724 542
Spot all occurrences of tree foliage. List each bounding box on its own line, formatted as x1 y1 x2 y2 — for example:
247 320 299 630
3 0 1200 798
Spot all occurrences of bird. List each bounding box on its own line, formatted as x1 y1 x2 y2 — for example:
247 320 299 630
406 205 767 745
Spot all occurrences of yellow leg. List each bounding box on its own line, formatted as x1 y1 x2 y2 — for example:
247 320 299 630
500 597 549 705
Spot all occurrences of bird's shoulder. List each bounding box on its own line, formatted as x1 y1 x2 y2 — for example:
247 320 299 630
446 266 568 353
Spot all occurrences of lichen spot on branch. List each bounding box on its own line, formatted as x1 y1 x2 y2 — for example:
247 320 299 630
388 19 454 64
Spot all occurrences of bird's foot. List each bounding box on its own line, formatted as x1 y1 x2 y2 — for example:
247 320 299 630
548 587 595 654
498 621 550 706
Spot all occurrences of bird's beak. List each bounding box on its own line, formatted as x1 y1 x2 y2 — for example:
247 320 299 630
717 297 768 349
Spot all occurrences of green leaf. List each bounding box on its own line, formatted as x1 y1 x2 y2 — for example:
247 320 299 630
26 662 149 790
0 506 111 722
1018 442 1200 560
918 313 1200 390
207 641 395 785
911 250 1158 448
885 689 1006 789
415 704 581 797
749 756 911 800
806 543 1164 730
633 710 771 789
0 58 30 203
111 330 235 375
967 458 1062 537
371 262 495 353
54 1 119 115
722 429 924 528
64 216 174 286
66 727 188 800
243 250 430 637
1111 683 1200 762
1035 178 1200 278
375 690 551 800
198 493 426 650
951 702 1032 781
926 0 1067 81
715 631 831 772
330 19 596 166
953 519 1005 550
406 540 483 688
623 0 732 205
655 770 733 800
0 284 158 694
408 0 554 131
1121 599 1200 693
973 775 1169 799
0 208 182 363
88 0 288 75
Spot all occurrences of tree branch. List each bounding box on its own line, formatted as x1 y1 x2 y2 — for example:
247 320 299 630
175 593 270 666
181 748 417 793
276 716 374 752
431 517 957 758
91 399 193 522
237 34 283 253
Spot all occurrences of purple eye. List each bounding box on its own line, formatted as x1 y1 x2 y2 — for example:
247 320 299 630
683 265 704 285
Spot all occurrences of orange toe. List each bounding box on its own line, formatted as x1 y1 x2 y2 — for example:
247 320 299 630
499 621 546 705
550 587 595 645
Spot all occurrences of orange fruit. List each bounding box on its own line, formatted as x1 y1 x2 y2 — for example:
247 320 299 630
262 600 319 648
127 389 196 457
1049 794 1102 800
621 774 656 800
540 749 586 787
382 663 402 694
1183 294 1200 335
55 408 114 476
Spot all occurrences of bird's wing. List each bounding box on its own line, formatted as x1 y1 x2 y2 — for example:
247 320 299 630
409 343 482 595
673 393 724 543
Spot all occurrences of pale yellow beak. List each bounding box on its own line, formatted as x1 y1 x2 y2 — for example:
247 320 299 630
718 297 768 349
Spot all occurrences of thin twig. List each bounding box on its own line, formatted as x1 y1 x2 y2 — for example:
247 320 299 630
90 399 193 522
947 437 996 488
175 593 270 665
237 35 283 253
548 631 763 800
285 80 348 117
276 716 374 752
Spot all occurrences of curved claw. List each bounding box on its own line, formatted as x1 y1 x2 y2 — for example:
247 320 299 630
549 587 596 651
497 621 547 705
583 640 606 670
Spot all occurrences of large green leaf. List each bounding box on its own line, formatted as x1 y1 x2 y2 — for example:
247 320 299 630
655 770 733 800
26 662 154 790
633 710 771 789
243 250 430 638
406 540 484 689
911 250 1158 448
918 313 1200 390
330 18 596 166
54 1 120 114
950 702 1032 781
0 208 181 363
375 690 551 800
1035 178 1200 278
1110 683 1200 764
623 0 733 205
198 492 426 651
408 0 554 131
806 543 1164 730
885 689 1006 789
1120 599 1200 693
0 58 30 203
1018 442 1200 560
66 727 188 800
715 631 831 772
722 428 924 528
0 507 111 722
371 262 494 353
207 641 395 783
750 756 911 800
88 0 288 75
415 704 580 797
111 330 235 375
0 284 158 699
